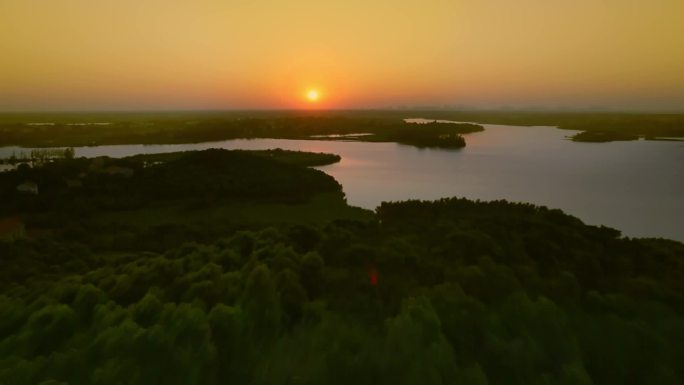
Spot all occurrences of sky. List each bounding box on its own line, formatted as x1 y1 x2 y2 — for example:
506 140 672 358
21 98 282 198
1 0 683 111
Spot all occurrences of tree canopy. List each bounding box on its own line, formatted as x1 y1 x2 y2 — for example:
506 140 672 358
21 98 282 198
0 150 682 384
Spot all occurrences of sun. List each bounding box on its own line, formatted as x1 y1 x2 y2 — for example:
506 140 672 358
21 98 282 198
306 89 320 102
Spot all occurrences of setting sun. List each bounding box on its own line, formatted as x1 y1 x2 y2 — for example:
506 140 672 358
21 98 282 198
306 89 320 102
1 1 683 382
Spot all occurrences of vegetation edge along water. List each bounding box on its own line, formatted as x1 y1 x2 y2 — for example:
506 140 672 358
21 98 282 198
2 110 683 146
1 149 683 384
0 114 482 149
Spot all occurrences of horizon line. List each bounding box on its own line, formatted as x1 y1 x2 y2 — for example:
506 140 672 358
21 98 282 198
2 107 684 115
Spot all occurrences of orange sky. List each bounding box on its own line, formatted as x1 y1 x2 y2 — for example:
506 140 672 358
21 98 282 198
1 0 683 111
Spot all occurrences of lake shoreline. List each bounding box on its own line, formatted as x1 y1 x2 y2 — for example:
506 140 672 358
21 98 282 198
1 123 681 241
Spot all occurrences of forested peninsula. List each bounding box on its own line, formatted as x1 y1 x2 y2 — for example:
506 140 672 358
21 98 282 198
387 110 684 142
3 110 682 147
1 149 683 385
0 114 481 150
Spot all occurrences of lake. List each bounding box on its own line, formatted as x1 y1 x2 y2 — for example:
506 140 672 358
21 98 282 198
1 123 683 241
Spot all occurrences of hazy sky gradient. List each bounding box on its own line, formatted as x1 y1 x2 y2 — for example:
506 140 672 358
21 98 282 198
1 0 683 110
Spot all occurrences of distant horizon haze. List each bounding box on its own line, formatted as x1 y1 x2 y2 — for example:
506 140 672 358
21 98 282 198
2 107 684 115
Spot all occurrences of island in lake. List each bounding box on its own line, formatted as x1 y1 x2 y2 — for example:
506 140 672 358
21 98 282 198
0 113 484 150
3 111 683 150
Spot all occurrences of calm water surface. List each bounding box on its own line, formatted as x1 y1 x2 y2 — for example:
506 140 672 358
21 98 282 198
2 124 683 241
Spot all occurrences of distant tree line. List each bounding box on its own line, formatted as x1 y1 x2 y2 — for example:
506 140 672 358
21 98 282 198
0 116 484 149
1 148 75 165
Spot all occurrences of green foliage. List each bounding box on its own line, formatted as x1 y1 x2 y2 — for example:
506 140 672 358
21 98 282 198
0 150 372 253
382 297 457 385
372 121 480 148
0 149 683 384
243 264 281 341
0 113 485 149
570 131 639 142
2 110 681 148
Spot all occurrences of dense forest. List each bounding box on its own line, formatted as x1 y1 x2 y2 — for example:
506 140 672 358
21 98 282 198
0 149 369 250
1 150 683 384
568 131 639 142
0 114 481 149
1 110 682 146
